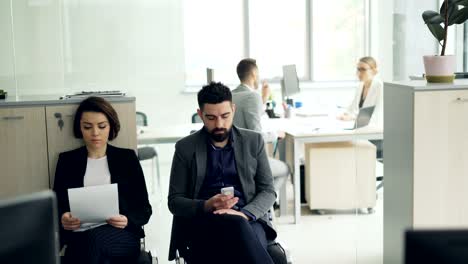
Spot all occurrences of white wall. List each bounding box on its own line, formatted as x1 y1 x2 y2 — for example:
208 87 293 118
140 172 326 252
371 0 394 82
59 0 196 126
1 0 197 126
0 0 16 96
11 0 65 95
2 0 439 126
393 0 438 80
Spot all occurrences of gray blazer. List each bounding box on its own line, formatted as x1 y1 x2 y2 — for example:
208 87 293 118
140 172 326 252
232 84 264 132
232 84 277 142
167 125 277 238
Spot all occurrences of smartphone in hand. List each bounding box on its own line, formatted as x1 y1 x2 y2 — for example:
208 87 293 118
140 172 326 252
221 186 234 196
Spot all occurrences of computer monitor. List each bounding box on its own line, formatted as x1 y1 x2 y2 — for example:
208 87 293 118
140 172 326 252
342 106 375 130
282 64 300 99
355 106 375 128
0 191 59 264
405 229 468 264
206 68 215 84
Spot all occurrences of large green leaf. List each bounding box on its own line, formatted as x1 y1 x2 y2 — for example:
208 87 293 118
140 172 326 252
451 7 468 24
422 10 444 24
427 23 445 41
454 0 468 6
441 0 459 25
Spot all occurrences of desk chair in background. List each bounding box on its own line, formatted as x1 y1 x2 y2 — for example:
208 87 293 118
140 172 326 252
136 111 160 195
191 113 202 123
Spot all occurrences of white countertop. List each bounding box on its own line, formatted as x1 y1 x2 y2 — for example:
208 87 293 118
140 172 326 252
0 94 135 107
385 80 468 91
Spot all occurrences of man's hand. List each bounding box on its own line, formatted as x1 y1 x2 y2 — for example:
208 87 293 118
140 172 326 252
261 81 271 104
277 131 286 139
204 194 239 213
213 208 249 220
61 212 81 231
107 215 128 229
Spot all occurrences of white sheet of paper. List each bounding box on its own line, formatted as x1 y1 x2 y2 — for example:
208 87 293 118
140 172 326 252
68 183 119 225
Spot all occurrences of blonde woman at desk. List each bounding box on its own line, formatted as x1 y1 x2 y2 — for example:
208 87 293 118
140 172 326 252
338 56 383 129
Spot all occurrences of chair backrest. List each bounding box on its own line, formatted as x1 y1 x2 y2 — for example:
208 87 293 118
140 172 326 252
136 111 148 126
191 113 202 123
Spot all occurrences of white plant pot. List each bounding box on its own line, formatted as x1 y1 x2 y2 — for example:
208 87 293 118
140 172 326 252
423 55 456 83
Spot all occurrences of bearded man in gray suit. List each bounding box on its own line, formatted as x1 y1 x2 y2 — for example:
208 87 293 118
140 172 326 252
168 82 276 264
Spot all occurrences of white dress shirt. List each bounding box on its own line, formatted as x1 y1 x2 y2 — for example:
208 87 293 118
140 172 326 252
346 77 383 129
83 156 111 187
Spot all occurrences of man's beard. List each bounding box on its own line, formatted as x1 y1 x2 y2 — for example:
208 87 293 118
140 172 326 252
207 127 231 142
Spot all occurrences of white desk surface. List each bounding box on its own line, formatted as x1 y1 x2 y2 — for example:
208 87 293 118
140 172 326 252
136 116 383 225
137 123 202 144
136 116 383 144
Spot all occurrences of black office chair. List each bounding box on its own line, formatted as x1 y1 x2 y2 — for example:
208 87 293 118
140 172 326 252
168 216 288 264
191 113 202 123
136 111 148 126
371 140 384 191
136 112 160 194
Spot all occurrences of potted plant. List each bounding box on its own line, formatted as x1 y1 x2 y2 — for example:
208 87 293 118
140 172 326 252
422 0 468 83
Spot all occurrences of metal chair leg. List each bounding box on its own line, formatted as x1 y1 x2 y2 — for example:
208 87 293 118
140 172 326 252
150 157 156 195
155 154 161 191
279 179 288 216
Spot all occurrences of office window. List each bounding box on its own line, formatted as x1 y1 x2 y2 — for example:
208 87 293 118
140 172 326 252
183 0 244 86
249 0 306 80
183 0 370 87
312 0 366 81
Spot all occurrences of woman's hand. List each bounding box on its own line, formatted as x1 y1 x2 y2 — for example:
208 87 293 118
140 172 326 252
107 215 128 229
61 212 81 231
338 113 353 121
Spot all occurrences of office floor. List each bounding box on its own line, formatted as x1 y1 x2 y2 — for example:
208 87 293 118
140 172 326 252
141 144 383 264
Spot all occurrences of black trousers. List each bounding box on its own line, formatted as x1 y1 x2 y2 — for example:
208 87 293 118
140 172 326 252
64 224 140 264
189 214 274 264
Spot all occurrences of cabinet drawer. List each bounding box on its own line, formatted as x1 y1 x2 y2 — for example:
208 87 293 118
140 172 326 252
0 107 49 199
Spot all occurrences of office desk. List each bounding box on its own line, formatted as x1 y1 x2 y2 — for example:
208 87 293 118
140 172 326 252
137 123 202 144
136 117 383 225
137 118 281 145
284 121 383 224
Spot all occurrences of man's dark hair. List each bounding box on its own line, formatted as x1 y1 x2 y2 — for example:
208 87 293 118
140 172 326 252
73 96 121 140
236 58 257 82
197 82 232 110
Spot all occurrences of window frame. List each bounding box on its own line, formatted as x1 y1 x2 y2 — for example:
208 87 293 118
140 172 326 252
183 0 371 91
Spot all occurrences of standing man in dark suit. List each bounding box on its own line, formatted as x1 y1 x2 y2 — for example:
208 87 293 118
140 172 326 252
168 82 276 264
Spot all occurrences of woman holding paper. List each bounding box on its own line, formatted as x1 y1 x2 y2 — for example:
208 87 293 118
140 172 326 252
53 96 152 264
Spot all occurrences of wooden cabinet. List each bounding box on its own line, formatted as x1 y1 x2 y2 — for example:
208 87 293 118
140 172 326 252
0 98 136 199
413 90 468 227
384 81 468 264
0 106 49 199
